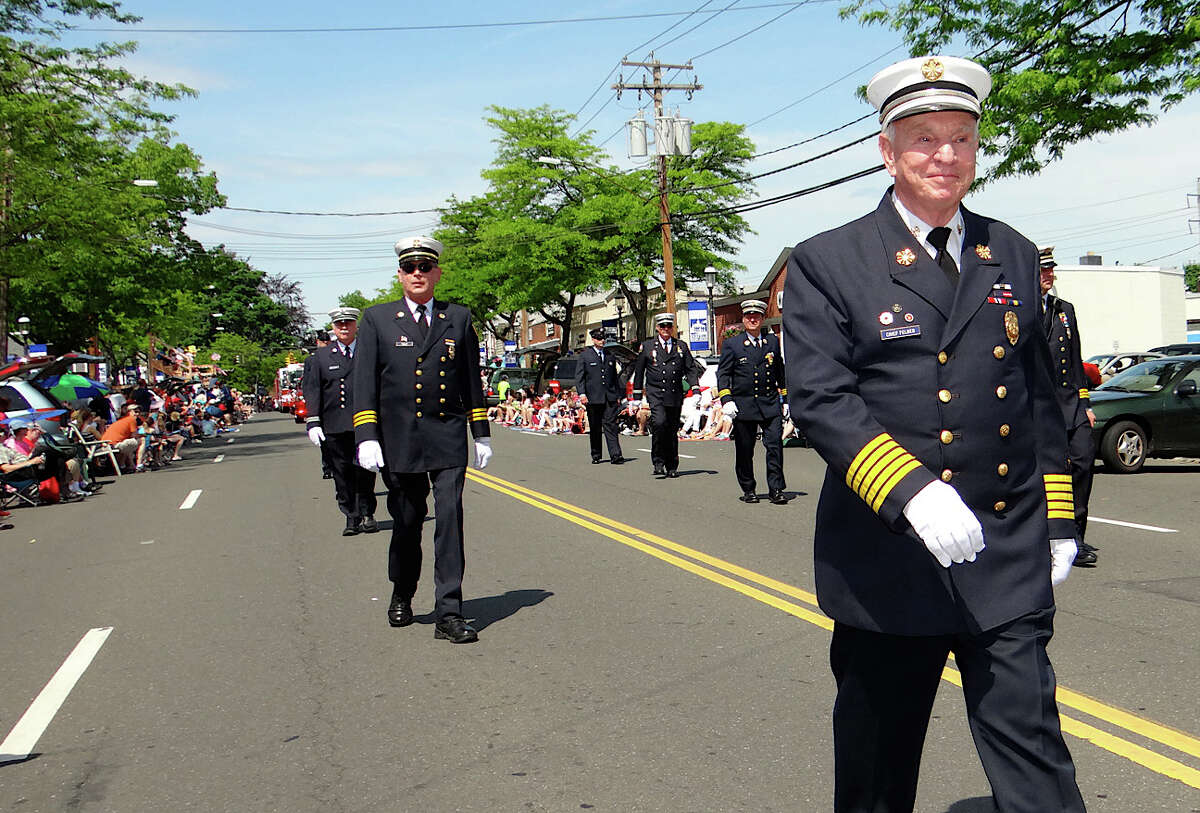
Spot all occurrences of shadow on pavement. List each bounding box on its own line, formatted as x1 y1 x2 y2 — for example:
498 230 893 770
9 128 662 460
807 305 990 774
411 588 553 631
944 797 996 813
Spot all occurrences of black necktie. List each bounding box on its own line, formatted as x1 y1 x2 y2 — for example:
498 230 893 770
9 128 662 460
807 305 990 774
413 304 428 339
927 227 959 286
597 349 603 363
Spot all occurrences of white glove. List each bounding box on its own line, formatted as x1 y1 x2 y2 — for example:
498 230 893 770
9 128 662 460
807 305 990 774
781 402 790 419
1050 538 1077 586
722 401 738 417
902 480 986 568
307 426 325 447
474 438 492 469
356 440 384 472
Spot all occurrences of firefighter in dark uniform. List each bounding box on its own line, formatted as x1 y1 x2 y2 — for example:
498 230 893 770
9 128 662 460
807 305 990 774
354 236 493 644
1040 246 1098 567
631 312 701 477
576 327 625 464
304 307 378 536
783 56 1086 812
717 299 788 504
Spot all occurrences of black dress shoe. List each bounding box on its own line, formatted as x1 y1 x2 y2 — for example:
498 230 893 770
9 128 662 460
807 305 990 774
769 490 788 505
343 517 360 536
1073 547 1098 566
1079 540 1098 553
591 456 602 464
360 515 379 533
739 491 760 503
666 470 679 478
653 465 666 476
434 615 478 643
610 455 625 465
387 594 413 627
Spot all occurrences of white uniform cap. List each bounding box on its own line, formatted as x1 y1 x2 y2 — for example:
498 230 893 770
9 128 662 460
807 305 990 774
740 299 767 315
328 306 360 323
1038 246 1057 269
394 236 444 263
867 56 992 130
654 312 675 326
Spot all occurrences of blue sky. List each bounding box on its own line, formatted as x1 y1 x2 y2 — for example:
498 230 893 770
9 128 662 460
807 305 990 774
63 1 1200 323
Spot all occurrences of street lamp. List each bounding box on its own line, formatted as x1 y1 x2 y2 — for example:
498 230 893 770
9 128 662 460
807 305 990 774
613 290 626 343
704 266 717 352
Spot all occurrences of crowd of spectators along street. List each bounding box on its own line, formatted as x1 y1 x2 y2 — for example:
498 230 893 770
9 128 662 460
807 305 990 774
0 377 255 528
486 381 798 443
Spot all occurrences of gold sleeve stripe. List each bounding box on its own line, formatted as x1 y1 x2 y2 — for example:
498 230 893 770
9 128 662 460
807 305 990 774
353 410 378 427
718 389 731 397
846 432 922 512
1044 474 1075 519
870 458 923 513
779 388 788 396
469 409 488 421
1079 388 1089 399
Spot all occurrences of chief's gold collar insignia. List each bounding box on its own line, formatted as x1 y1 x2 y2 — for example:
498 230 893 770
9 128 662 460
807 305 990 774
896 248 917 266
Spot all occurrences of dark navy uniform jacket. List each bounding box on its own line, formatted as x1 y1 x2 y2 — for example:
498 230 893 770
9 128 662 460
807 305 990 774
783 191 1075 636
302 343 357 435
353 299 489 473
631 338 701 406
1043 294 1091 430
576 345 624 404
716 332 786 421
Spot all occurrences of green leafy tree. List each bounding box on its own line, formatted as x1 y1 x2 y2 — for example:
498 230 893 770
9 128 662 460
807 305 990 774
1185 262 1199 293
200 333 290 395
843 0 1200 182
1 0 203 356
434 106 753 351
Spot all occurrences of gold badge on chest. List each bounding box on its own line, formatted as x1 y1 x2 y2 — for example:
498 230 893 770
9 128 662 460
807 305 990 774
1004 310 1019 346
896 248 916 267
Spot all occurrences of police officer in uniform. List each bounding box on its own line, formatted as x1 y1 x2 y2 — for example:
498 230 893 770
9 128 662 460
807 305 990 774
354 236 493 644
717 299 788 504
303 307 378 536
1040 246 1098 566
576 327 625 464
783 56 1085 812
631 312 701 477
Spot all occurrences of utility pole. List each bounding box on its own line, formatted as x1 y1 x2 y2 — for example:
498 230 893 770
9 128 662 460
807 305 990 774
614 56 701 318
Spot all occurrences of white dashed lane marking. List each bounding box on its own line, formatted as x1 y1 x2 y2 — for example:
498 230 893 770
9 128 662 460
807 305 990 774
1089 516 1176 533
213 455 224 463
179 490 203 510
0 627 113 764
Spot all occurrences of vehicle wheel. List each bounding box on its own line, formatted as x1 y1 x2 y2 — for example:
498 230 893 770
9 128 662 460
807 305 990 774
1100 420 1147 473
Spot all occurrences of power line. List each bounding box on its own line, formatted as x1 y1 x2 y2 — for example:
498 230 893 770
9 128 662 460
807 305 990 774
75 4 818 34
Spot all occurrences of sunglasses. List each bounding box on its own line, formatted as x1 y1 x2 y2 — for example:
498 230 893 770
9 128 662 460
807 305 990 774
400 260 436 275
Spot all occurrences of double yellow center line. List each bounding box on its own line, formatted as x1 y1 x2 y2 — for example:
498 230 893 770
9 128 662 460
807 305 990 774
467 468 1200 790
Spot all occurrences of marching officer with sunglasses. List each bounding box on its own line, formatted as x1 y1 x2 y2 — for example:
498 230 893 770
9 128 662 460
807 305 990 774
303 306 378 536
353 236 493 644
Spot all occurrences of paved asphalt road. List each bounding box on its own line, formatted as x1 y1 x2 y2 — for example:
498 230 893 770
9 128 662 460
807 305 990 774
0 412 1197 812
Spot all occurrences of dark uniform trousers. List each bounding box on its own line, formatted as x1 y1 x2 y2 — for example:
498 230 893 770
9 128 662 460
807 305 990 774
303 345 377 522
784 191 1084 812
577 345 624 460
632 339 701 473
353 297 490 621
1044 296 1094 540
383 467 466 619
831 610 1085 813
718 332 787 495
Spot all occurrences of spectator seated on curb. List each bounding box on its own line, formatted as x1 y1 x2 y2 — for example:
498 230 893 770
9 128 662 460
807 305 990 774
2 419 91 500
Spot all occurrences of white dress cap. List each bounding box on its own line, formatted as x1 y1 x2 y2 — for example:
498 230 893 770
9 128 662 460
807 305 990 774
394 236 445 262
740 299 767 315
867 56 992 129
328 306 360 322
654 312 675 326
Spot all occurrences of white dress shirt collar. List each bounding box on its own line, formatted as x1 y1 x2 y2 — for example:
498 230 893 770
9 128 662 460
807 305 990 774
891 193 965 271
404 296 434 322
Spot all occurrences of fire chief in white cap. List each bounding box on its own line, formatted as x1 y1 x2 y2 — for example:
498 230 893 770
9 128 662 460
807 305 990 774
782 56 1085 811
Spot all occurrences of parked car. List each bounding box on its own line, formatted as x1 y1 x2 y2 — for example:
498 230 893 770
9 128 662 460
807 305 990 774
485 367 540 406
1089 355 1200 473
1147 343 1200 356
0 352 105 433
1085 352 1165 380
535 344 639 396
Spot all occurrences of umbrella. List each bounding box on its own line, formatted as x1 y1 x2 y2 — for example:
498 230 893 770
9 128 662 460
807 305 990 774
44 373 109 402
0 408 68 425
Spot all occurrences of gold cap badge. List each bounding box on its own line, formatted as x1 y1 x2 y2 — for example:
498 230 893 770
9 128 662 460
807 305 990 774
921 58 944 81
896 248 917 267
975 244 992 260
